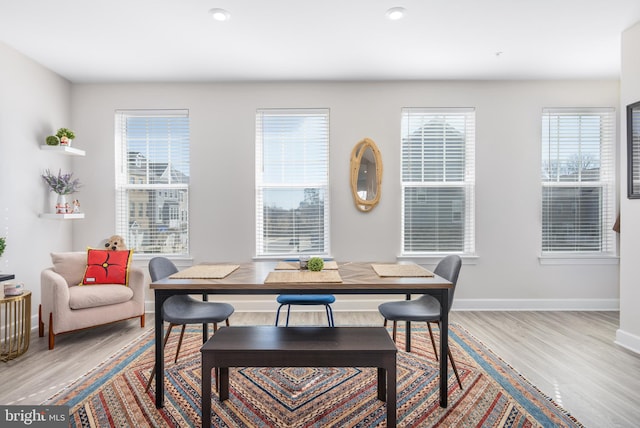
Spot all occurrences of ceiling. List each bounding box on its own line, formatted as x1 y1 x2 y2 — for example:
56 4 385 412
1 0 640 83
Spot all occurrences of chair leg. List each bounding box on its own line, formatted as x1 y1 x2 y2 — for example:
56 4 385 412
325 304 335 327
275 304 284 326
38 305 44 337
174 324 187 363
48 313 55 350
448 347 463 389
278 304 334 327
146 323 177 392
392 321 397 342
285 305 292 326
435 321 462 389
427 322 439 361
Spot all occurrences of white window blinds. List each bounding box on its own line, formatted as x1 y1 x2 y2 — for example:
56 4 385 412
401 108 476 255
255 109 330 257
115 110 190 256
541 108 615 254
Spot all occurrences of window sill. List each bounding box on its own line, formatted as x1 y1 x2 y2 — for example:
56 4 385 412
132 254 194 268
397 254 478 265
253 254 332 261
538 254 619 265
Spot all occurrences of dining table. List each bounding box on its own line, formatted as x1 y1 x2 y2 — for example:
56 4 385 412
149 261 453 410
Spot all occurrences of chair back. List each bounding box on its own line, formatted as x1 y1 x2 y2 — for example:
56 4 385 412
149 257 179 282
432 255 462 312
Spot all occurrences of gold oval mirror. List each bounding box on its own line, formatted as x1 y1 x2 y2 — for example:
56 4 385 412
350 137 383 212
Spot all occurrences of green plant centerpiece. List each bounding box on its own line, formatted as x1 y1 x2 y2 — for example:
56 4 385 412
56 127 76 146
307 257 324 272
45 135 60 146
0 237 5 259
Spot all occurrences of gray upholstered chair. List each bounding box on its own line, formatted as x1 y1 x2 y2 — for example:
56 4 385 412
378 255 463 389
146 257 234 391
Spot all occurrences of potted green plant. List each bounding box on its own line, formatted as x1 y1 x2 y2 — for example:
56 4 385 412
41 169 82 214
307 257 324 272
0 237 5 259
45 135 60 146
56 127 76 146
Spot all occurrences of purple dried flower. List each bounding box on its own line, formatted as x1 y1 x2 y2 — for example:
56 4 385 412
41 169 82 195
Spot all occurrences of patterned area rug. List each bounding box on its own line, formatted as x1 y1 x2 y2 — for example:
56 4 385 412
44 324 584 427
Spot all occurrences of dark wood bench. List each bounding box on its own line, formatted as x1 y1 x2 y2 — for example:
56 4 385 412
201 326 397 427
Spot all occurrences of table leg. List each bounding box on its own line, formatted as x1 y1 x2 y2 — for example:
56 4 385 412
377 367 386 401
154 291 166 408
202 293 209 342
388 360 397 427
439 289 449 408
219 367 229 401
405 294 411 352
202 362 212 428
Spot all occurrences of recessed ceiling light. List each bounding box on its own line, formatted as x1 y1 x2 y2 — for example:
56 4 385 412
209 8 230 22
385 7 406 21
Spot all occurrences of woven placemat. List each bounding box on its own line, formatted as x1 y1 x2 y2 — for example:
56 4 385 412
264 270 343 283
275 261 339 270
371 263 434 277
169 264 240 279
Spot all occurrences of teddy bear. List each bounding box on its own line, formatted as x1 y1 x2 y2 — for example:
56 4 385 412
104 235 127 251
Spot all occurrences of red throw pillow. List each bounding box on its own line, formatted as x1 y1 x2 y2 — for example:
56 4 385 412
81 249 133 286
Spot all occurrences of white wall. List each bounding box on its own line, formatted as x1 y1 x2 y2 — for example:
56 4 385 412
0 42 72 321
618 21 640 353
0 40 622 320
71 80 620 312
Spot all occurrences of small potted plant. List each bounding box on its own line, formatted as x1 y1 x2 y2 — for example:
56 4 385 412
56 128 76 146
45 135 60 146
0 237 5 259
41 169 82 213
307 257 324 272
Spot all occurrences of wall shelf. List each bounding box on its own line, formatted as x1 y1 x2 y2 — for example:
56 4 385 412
40 145 85 156
41 142 86 220
40 213 85 220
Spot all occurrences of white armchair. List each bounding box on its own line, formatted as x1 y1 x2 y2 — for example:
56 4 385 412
39 251 146 350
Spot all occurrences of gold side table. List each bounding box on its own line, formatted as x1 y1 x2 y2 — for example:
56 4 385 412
1 290 31 361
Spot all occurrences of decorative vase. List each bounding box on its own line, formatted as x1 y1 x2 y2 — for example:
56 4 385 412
299 255 310 270
55 194 67 214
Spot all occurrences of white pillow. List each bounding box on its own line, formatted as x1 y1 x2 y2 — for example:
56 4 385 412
50 252 87 286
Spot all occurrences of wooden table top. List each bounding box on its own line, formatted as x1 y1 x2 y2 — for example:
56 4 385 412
150 261 452 295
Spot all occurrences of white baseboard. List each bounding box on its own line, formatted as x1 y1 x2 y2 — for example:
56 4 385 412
615 329 640 354
452 298 619 311
27 298 622 335
144 297 620 314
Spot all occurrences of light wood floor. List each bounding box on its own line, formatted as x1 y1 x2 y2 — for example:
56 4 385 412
1 311 638 427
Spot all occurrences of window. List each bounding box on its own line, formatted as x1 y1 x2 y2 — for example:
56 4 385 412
541 108 615 254
401 108 476 255
115 110 190 256
255 109 330 257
